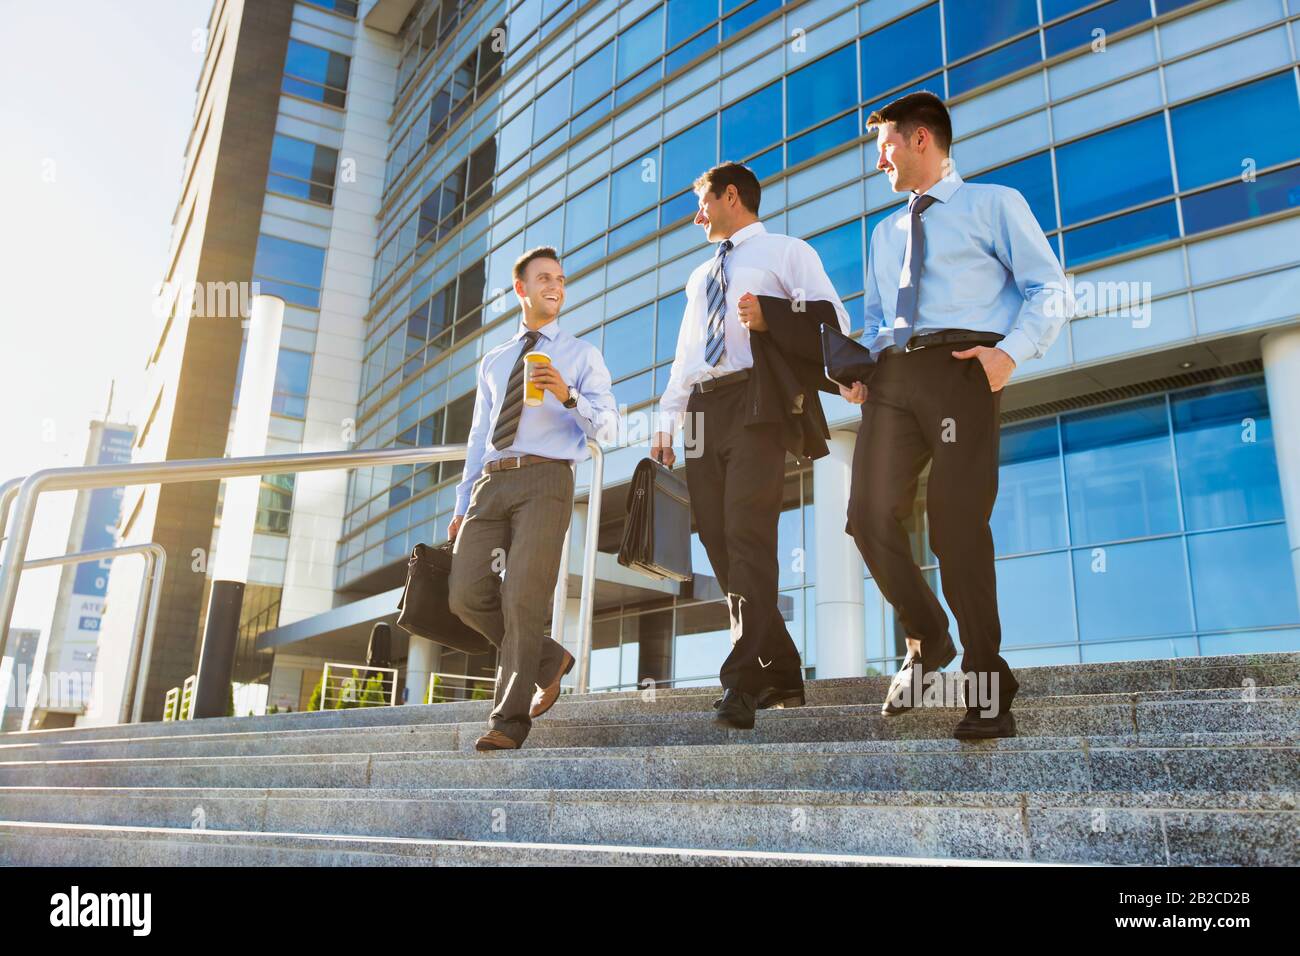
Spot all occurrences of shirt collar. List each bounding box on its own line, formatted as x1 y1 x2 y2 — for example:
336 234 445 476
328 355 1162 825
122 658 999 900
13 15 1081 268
517 319 561 343
723 220 766 249
912 169 965 206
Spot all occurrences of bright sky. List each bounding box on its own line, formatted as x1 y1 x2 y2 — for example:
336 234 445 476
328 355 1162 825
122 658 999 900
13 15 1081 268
0 0 213 630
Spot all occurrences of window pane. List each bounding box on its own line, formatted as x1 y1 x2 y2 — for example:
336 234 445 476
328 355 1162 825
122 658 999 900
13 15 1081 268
573 42 614 110
806 218 864 297
1073 537 1193 641
563 178 608 250
617 7 664 83
608 207 657 251
721 81 781 161
992 419 1066 554
746 143 783 181
284 39 350 91
861 4 941 104
722 0 779 39
1062 200 1178 266
674 600 730 683
253 234 326 289
1062 397 1180 544
1188 525 1300 632
663 117 715 198
666 26 718 73
947 33 1041 97
604 303 654 380
533 74 571 138
611 150 660 223
1170 72 1300 190
944 0 1038 61
786 44 857 136
996 552 1076 645
970 150 1057 232
787 113 859 167
1172 380 1283 529
668 0 717 47
656 290 686 363
1181 163 1300 235
1056 115 1173 225
1044 0 1151 57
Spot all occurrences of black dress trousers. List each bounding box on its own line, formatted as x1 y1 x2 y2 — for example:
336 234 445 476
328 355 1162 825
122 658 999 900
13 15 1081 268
685 380 803 694
846 346 1019 712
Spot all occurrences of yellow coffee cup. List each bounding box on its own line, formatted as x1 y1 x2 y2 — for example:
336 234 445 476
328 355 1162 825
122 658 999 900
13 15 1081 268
524 351 551 406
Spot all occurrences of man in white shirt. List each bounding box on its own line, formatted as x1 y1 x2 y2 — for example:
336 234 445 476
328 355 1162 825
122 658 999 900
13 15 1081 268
448 246 618 751
650 162 850 730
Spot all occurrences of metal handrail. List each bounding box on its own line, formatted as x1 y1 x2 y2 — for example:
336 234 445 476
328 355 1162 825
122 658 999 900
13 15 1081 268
17 542 166 728
320 662 398 709
0 439 606 717
425 669 498 704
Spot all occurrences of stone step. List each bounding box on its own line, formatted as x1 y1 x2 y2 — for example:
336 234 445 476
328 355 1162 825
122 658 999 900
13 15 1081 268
0 733 1291 793
0 820 1038 867
5 652 1294 748
0 786 1292 865
0 692 1292 763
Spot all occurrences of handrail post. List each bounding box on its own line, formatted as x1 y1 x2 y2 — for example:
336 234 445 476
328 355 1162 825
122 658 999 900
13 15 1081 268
123 545 166 725
0 474 50 666
575 443 603 694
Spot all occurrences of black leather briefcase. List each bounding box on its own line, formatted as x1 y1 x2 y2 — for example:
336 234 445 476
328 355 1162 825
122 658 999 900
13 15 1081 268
617 458 693 583
395 542 495 655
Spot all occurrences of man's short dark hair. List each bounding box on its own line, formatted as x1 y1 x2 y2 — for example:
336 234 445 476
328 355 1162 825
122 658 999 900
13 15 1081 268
866 90 952 153
693 161 761 214
513 245 561 282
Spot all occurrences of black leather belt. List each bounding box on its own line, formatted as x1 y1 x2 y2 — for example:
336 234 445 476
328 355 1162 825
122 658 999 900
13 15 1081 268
691 368 749 394
888 329 1005 354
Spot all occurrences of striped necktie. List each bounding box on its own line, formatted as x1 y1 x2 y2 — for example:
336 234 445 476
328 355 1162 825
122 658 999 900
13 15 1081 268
893 193 938 350
491 329 542 450
703 238 733 366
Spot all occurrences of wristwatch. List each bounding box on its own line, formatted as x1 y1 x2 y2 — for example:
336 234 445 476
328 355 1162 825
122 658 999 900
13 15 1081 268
563 386 578 409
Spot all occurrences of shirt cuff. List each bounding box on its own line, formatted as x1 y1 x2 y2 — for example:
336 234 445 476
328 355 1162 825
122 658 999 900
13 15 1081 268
998 328 1039 367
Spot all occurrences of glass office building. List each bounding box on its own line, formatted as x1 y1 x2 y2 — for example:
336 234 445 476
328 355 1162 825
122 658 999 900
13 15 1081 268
113 0 1297 713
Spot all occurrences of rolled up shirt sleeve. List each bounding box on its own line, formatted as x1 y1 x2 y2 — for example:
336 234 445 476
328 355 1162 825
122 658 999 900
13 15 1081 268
992 189 1075 366
783 237 851 334
568 346 620 444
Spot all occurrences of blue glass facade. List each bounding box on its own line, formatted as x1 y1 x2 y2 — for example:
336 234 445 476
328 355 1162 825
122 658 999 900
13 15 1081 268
334 0 1300 684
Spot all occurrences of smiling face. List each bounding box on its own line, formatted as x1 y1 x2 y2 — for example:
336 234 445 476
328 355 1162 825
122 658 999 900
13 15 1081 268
694 184 738 243
874 121 922 193
515 256 565 320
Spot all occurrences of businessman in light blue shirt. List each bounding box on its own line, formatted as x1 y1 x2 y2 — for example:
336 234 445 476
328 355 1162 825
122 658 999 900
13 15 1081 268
447 245 618 751
844 91 1073 741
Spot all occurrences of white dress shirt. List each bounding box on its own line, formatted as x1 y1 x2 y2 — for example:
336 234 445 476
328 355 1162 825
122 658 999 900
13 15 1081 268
657 220 851 436
455 318 618 515
865 170 1074 365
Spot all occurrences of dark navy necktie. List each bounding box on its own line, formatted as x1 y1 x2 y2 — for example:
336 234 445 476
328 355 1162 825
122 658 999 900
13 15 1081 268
894 193 938 350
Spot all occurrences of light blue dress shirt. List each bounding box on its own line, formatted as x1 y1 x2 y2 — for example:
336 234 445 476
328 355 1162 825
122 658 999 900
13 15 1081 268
864 170 1074 366
455 319 619 516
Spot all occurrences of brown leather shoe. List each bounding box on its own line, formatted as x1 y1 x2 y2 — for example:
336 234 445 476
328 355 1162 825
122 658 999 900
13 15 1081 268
529 649 576 719
474 729 519 751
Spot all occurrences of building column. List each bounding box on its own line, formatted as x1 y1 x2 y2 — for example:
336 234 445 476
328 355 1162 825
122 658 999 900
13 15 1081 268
1263 326 1300 599
812 429 866 678
405 634 438 706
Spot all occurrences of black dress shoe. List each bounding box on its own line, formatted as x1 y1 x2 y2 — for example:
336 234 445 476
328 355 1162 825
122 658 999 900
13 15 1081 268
953 708 1016 740
880 636 957 717
713 689 758 729
712 685 805 710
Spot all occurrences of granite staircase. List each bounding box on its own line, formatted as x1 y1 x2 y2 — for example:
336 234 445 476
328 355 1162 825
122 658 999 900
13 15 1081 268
0 651 1295 866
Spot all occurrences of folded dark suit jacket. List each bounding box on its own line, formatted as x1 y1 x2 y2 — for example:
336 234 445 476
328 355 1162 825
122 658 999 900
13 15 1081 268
746 296 842 462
